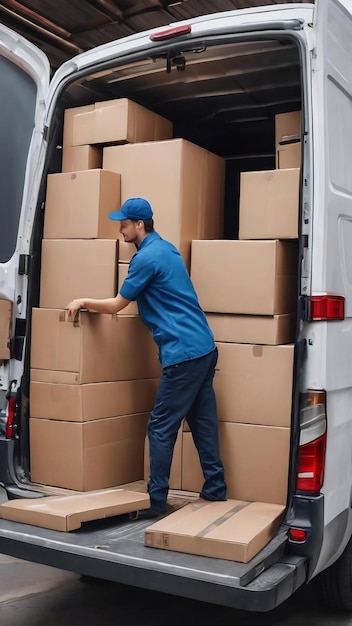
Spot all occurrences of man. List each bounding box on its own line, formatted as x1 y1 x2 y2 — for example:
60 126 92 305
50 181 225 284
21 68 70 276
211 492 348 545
67 197 226 519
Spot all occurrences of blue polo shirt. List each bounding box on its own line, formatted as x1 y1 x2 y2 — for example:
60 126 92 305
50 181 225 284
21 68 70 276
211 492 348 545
119 231 215 368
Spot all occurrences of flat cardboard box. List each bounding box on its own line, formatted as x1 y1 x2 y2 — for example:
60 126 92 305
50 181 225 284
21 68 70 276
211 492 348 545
67 98 173 147
191 239 298 315
277 142 301 169
214 343 294 427
61 145 102 172
30 379 159 421
118 263 138 315
239 168 300 239
220 422 290 505
144 424 183 490
30 413 149 491
31 309 161 384
206 313 296 345
43 170 121 239
39 239 118 309
0 488 150 531
0 299 12 359
103 139 225 270
145 499 285 563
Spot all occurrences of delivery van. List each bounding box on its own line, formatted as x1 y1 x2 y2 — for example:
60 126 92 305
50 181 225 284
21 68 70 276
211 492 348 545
1 0 352 613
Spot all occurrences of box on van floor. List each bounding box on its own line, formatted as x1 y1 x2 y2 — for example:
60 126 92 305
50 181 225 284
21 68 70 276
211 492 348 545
144 499 285 564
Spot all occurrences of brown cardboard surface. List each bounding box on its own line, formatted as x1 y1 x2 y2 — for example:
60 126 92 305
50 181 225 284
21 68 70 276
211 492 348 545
67 99 173 147
63 104 94 147
277 142 301 169
119 241 136 263
0 299 12 359
207 313 296 345
43 170 121 239
275 111 301 152
239 168 300 239
0 488 150 531
39 239 118 309
144 424 183 490
144 499 285 563
181 432 203 493
219 422 290 505
30 413 149 491
190 239 298 315
214 343 294 426
103 139 225 270
31 309 161 383
61 145 102 172
30 379 159 421
118 263 138 315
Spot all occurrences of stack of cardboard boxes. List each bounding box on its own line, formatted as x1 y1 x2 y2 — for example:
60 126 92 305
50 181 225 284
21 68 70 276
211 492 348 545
143 112 301 562
29 97 226 492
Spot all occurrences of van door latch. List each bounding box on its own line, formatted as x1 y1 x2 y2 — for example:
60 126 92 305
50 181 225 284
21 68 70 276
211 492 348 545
18 254 31 275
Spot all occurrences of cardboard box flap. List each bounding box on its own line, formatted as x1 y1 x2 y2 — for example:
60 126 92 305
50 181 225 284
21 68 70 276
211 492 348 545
0 488 150 532
145 499 285 563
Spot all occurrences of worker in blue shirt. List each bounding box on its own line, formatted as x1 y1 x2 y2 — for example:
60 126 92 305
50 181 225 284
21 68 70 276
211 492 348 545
67 197 227 519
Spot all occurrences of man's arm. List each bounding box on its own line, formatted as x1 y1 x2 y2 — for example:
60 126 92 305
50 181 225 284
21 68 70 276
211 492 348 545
67 293 131 319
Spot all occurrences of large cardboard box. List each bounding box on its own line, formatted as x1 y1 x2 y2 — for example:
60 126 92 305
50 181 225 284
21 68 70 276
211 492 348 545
145 499 285 563
118 263 138 315
220 422 290 505
0 488 150 532
31 309 161 384
39 239 118 309
0 299 12 360
144 424 183 490
206 313 295 345
61 145 102 173
191 240 298 315
30 379 159 422
63 104 94 147
65 99 173 147
239 168 300 239
103 139 225 270
30 413 149 491
181 423 290 505
43 170 121 239
214 343 294 426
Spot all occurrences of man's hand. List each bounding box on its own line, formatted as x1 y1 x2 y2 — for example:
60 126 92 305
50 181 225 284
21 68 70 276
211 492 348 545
67 299 85 320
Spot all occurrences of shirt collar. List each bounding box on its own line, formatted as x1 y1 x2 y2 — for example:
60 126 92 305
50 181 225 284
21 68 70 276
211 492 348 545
136 231 161 250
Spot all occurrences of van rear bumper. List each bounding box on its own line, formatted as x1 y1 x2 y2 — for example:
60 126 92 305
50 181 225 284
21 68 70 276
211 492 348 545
0 519 307 611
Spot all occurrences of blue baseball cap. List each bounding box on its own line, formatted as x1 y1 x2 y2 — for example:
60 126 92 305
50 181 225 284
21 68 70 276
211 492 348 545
109 197 153 221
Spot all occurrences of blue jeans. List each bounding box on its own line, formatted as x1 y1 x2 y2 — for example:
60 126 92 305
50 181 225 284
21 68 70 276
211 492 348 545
147 347 227 510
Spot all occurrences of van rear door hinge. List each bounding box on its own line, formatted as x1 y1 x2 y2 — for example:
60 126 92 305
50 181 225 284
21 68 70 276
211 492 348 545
18 254 31 276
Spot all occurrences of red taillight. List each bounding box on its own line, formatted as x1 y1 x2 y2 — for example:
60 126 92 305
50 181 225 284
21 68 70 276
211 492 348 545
296 433 326 492
150 24 191 41
289 528 308 543
310 295 345 320
5 395 16 439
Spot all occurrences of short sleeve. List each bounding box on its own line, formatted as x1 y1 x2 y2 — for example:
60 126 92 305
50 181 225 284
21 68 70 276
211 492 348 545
119 253 156 301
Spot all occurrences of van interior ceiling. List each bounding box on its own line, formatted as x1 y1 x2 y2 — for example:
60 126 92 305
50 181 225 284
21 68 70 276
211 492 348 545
52 35 301 239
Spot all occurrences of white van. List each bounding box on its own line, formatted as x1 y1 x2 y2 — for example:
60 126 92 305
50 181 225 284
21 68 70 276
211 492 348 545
0 0 352 612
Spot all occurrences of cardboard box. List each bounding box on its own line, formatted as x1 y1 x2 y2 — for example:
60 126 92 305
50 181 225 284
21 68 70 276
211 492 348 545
31 309 161 384
206 313 296 345
145 499 285 563
43 170 120 239
39 239 118 309
118 263 138 315
191 240 298 315
66 99 173 147
181 431 203 493
239 168 300 239
0 488 150 532
277 142 301 169
144 424 183 490
0 299 12 360
103 139 225 270
63 104 94 147
275 111 301 151
30 413 149 491
30 378 159 421
118 240 136 263
220 422 290 505
214 343 294 427
61 145 102 172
